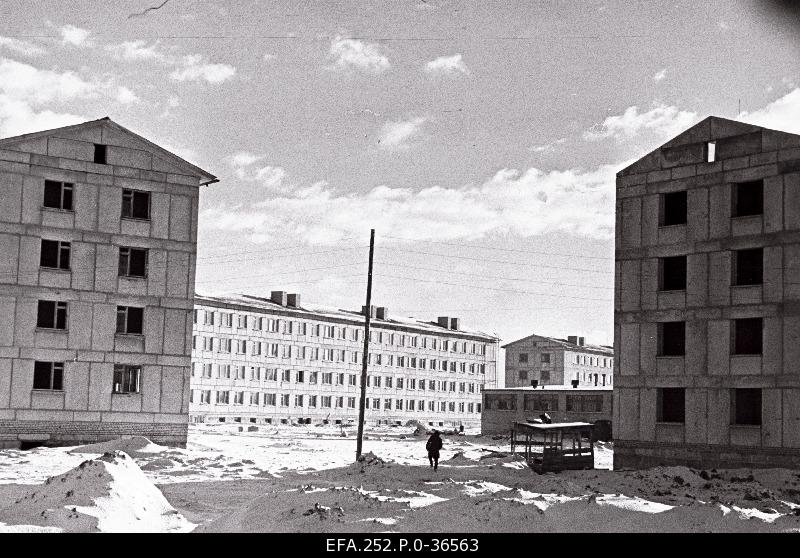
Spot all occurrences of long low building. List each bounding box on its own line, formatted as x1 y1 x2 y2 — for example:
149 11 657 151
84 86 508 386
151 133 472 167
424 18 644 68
189 292 499 428
481 386 613 435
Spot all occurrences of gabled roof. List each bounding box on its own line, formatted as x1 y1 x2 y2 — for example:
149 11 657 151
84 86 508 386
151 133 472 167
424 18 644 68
501 332 613 354
617 115 800 177
0 117 217 183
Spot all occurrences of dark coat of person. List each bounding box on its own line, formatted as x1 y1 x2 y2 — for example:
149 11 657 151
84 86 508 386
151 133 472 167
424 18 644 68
426 431 443 458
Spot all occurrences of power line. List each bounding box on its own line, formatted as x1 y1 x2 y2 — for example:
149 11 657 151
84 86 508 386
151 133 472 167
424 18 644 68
380 234 613 261
383 247 614 275
375 273 613 302
372 260 613 290
194 262 367 284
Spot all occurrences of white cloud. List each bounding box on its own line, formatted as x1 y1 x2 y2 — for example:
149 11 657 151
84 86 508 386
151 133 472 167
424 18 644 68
0 58 138 105
106 40 168 62
170 54 236 83
738 88 800 135
378 117 427 149
583 104 699 142
60 24 93 48
0 36 47 57
424 54 470 76
0 94 85 137
652 69 667 82
202 162 619 245
328 36 390 74
0 58 139 105
228 151 288 192
530 138 566 153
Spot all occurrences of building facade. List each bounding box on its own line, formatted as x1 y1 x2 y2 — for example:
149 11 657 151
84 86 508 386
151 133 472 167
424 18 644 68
503 334 614 389
0 118 216 448
189 292 499 428
481 386 613 435
614 116 800 468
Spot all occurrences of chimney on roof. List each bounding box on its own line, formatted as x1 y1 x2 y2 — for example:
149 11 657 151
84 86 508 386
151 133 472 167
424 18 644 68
270 291 287 306
437 316 451 329
287 293 300 308
449 317 460 330
376 307 388 320
362 305 377 318
567 335 578 345
578 337 585 346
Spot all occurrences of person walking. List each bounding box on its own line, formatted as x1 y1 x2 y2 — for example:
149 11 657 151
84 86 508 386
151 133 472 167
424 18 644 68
426 430 443 471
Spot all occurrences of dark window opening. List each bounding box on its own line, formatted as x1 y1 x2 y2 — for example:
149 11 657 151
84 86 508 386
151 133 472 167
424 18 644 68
659 256 687 291
660 191 687 226
33 361 64 390
518 353 528 363
733 248 763 286
116 306 144 335
20 441 46 450
518 370 528 380
658 321 686 356
118 247 148 277
36 300 67 330
731 388 762 426
113 364 141 393
121 189 151 220
733 317 763 355
40 239 71 270
657 388 685 423
43 180 73 210
732 180 763 217
94 144 107 164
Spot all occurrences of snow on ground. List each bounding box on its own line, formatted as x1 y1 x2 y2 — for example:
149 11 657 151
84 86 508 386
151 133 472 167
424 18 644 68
0 423 799 532
0 451 193 532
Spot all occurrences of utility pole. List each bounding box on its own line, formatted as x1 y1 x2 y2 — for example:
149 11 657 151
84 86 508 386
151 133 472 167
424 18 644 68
356 229 375 460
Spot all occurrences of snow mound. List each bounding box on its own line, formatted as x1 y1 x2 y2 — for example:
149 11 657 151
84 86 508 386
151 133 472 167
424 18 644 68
3 451 194 532
446 451 475 464
69 436 168 457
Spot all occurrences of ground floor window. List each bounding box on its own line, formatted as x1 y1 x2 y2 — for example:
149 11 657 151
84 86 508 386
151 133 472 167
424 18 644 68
33 361 64 390
731 388 762 425
113 364 141 394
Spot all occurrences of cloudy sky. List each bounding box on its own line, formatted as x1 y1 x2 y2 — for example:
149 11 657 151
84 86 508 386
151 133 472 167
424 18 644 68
2 0 799 376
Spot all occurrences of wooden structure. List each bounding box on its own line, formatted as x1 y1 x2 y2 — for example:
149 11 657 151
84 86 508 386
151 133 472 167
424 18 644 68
510 421 595 473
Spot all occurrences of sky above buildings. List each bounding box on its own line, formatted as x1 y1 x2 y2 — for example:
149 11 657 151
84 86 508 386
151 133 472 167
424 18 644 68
2 0 799 363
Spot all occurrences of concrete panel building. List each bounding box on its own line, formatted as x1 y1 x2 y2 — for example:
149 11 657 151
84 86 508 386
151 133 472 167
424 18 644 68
481 386 613 435
503 333 614 389
614 116 800 468
189 292 499 428
0 118 217 448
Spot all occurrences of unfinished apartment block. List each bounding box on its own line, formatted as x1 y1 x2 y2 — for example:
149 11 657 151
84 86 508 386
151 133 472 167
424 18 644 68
614 116 800 468
0 118 216 448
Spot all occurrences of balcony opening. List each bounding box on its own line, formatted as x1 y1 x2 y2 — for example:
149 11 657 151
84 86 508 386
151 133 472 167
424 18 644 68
660 190 687 226
732 180 764 217
657 321 686 356
656 388 685 423
730 388 762 426
733 248 763 286
659 255 687 291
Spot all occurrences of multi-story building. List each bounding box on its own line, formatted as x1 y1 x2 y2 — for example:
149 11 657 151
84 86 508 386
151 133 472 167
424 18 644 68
614 116 800 468
503 333 614 389
0 118 217 448
189 292 499 428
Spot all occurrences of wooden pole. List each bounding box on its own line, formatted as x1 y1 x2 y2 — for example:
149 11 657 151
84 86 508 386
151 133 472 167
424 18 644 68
355 229 375 460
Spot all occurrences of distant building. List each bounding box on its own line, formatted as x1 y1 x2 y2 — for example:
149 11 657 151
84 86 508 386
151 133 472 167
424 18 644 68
503 333 614 389
614 116 800 469
0 118 217 448
189 292 499 428
481 386 613 435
